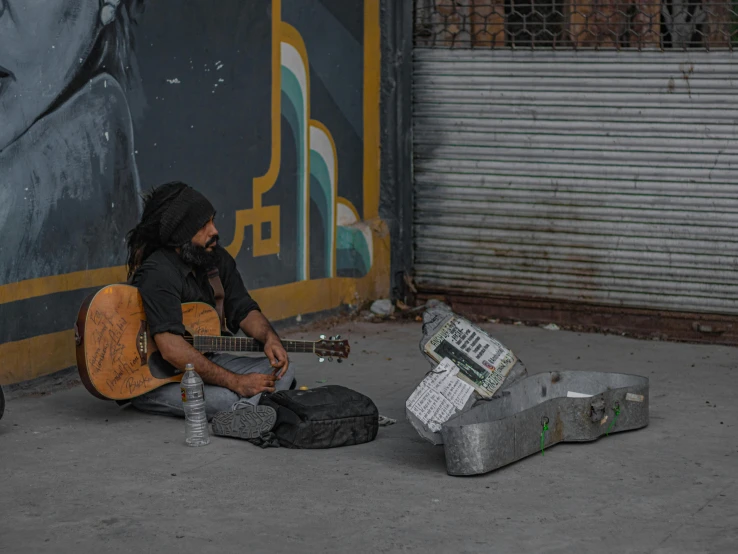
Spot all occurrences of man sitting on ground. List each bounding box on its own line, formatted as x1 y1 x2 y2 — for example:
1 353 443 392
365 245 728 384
125 181 292 438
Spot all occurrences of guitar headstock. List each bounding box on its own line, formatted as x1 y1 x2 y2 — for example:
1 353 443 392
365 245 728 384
314 335 350 362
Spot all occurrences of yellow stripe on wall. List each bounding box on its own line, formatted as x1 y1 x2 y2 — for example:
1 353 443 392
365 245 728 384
0 330 77 385
0 266 127 305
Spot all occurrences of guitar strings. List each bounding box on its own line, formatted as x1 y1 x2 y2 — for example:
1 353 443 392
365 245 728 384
184 336 318 353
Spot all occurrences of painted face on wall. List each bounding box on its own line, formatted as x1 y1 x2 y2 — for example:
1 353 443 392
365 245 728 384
0 0 102 152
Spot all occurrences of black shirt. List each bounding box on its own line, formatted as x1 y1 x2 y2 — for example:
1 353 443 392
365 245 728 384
131 246 260 337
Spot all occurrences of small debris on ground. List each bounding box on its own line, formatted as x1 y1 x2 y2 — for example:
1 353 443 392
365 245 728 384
542 323 560 331
370 299 394 317
425 298 444 310
378 415 397 427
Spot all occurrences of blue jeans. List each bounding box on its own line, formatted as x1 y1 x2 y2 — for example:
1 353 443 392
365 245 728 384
130 353 296 421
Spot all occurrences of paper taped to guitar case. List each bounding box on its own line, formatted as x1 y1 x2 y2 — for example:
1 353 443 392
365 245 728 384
405 302 650 476
407 301 529 446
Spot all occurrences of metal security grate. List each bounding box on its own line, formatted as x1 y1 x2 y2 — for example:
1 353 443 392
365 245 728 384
414 0 738 49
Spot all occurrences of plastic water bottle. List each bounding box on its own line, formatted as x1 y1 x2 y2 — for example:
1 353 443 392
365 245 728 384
181 364 210 447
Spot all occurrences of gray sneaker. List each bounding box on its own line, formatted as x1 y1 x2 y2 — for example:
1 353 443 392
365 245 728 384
211 404 276 440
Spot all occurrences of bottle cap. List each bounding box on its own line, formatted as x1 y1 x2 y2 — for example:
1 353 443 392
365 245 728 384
185 363 195 371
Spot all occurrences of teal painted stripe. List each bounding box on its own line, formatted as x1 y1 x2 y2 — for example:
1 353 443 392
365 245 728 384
281 66 309 281
337 226 371 277
310 151 334 277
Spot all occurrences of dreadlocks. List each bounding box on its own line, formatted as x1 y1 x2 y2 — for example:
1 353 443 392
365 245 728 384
126 182 184 278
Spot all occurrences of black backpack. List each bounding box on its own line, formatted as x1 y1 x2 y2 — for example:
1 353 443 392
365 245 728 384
257 385 379 449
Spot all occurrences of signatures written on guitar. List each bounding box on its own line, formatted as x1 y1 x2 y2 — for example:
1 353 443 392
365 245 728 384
182 304 210 336
106 365 152 396
89 307 151 396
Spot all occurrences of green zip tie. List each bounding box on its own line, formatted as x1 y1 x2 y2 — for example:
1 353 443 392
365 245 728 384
606 404 621 436
540 418 549 456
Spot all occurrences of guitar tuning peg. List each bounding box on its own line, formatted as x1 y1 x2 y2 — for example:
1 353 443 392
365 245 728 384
319 357 325 363
335 335 341 340
320 334 326 340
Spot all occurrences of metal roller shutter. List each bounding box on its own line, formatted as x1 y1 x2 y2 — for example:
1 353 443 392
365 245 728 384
413 49 738 316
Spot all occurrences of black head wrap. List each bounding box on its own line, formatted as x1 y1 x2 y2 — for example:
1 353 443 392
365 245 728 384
125 181 215 277
158 185 215 247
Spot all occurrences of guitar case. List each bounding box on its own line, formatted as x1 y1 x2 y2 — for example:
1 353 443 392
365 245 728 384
441 370 649 476
407 303 650 476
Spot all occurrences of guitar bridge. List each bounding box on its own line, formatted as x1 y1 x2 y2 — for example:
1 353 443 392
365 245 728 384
137 320 148 365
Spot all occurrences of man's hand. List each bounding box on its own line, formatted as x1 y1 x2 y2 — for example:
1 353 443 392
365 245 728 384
264 336 289 379
239 311 289 379
229 373 277 397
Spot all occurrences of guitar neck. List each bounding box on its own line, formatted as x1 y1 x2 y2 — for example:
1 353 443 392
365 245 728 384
188 335 315 354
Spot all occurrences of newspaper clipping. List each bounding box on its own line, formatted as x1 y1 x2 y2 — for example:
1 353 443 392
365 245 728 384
423 316 517 398
406 358 475 432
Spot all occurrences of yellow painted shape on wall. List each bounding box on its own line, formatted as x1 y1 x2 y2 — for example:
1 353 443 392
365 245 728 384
225 0 282 258
226 0 382 259
225 205 281 258
337 197 361 223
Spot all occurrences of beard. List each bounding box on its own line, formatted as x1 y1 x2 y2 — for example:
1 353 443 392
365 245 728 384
179 236 220 269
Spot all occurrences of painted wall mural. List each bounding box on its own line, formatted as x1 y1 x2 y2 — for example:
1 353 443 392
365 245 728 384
0 0 388 385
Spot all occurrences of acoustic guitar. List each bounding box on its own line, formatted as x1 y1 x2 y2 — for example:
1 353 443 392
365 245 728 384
74 284 350 401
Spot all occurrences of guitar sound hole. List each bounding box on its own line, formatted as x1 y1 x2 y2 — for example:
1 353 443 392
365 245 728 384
149 330 198 379
147 352 181 379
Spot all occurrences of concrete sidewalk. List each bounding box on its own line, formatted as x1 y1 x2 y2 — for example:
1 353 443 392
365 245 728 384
1 319 736 554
